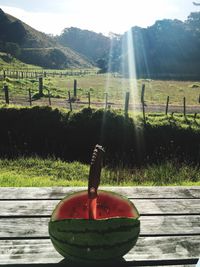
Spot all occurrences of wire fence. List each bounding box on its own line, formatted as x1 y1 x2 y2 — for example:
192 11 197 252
0 71 200 117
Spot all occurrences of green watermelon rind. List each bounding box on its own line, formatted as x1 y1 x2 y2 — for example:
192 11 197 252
49 218 140 246
51 239 129 264
50 217 139 231
49 224 140 261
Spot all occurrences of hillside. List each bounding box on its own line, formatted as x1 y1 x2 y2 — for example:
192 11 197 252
57 27 111 62
120 15 200 79
56 13 200 79
0 52 42 70
1 7 200 77
109 13 200 79
0 8 92 69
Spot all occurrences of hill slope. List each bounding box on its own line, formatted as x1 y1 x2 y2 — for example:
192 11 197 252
57 27 111 62
0 8 92 68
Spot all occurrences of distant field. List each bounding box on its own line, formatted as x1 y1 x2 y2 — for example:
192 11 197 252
0 73 200 110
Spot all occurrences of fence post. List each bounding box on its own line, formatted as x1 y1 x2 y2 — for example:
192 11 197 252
165 96 169 116
141 84 145 103
4 85 9 104
183 97 186 118
88 92 91 108
74 79 77 98
124 92 130 116
3 70 6 80
199 94 200 104
68 91 72 111
39 77 43 96
48 90 51 106
28 89 32 106
141 84 146 123
104 93 108 109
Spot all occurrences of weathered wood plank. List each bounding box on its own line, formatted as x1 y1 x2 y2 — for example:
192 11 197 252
0 216 199 238
0 199 199 216
0 264 196 267
0 236 199 264
0 187 199 200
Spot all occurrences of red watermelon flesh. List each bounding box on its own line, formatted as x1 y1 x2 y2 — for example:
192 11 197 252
52 190 139 221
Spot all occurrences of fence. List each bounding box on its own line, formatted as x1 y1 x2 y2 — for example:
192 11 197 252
0 69 97 79
1 83 199 121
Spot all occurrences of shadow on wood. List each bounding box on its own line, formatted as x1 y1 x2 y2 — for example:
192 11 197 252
2 258 198 267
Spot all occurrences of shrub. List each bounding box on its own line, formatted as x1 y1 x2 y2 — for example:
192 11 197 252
0 106 199 167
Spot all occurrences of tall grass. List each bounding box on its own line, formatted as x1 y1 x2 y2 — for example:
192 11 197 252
0 157 199 187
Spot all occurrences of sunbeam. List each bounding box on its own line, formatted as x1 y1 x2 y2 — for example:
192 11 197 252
121 28 145 164
127 29 140 113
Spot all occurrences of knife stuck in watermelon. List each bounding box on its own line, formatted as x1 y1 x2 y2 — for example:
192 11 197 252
49 144 140 262
88 144 104 219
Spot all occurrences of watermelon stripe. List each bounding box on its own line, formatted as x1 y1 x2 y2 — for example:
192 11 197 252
49 217 139 232
50 234 139 260
49 220 139 234
53 225 139 235
49 228 139 249
49 223 140 246
51 241 136 261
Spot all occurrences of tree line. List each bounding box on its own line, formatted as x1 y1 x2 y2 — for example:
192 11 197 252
102 12 200 79
60 12 200 79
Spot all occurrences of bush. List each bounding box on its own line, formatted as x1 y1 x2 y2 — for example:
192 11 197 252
0 106 199 167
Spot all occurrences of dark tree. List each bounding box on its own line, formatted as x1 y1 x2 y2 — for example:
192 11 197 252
5 42 21 57
96 58 108 73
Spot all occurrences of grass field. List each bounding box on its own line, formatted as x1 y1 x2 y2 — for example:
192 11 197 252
1 73 200 108
0 64 199 187
0 157 199 187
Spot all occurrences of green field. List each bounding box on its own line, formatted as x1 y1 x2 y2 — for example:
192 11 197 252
0 157 199 187
0 109 199 186
0 62 199 187
1 73 200 108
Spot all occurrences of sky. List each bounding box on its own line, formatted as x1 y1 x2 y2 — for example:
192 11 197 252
0 0 199 36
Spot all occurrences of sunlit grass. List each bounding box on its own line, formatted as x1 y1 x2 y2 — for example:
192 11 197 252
0 157 199 187
1 74 200 107
145 112 200 130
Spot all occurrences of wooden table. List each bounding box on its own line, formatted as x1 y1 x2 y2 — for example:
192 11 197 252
0 187 199 266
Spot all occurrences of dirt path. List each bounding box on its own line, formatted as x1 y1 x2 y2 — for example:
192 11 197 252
2 96 200 114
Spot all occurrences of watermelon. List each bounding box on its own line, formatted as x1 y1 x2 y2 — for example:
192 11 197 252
49 145 140 262
49 190 140 262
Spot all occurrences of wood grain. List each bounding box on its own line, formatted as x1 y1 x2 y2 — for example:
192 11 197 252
0 236 199 264
0 186 199 200
0 199 199 216
0 187 199 266
0 215 199 238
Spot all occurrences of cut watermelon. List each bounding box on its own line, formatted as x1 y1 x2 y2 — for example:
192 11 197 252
49 190 140 262
49 145 140 262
